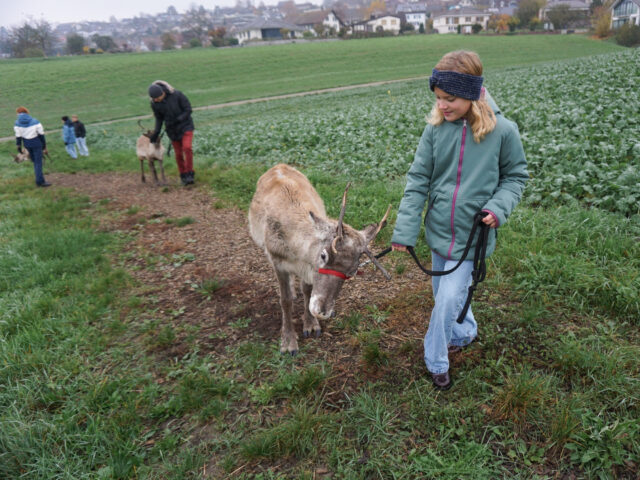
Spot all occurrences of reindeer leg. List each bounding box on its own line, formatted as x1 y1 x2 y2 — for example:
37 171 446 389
140 159 146 183
149 159 160 185
276 268 298 355
159 160 168 185
302 282 322 338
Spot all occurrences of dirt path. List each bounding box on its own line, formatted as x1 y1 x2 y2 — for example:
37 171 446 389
49 171 434 368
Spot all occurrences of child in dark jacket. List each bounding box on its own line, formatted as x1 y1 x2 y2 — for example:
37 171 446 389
391 51 528 390
72 115 89 157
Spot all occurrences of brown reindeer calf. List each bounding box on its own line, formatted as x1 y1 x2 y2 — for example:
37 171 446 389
136 122 167 185
249 164 391 355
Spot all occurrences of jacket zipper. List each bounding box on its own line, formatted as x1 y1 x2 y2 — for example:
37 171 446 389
447 119 467 259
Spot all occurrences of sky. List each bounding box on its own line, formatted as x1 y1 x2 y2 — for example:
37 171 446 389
0 0 251 28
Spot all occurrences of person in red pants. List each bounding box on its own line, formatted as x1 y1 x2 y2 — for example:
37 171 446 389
148 80 195 185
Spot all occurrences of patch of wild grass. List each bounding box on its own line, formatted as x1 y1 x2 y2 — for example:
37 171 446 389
496 205 640 322
240 401 326 461
165 216 196 227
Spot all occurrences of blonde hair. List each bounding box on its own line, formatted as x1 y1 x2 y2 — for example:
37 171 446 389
427 51 496 142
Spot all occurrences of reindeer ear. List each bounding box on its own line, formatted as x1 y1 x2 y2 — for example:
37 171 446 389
363 204 392 244
309 211 333 236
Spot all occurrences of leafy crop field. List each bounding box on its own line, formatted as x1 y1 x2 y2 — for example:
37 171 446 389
1 41 639 479
0 34 623 129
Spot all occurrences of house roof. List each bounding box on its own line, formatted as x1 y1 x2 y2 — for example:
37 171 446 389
611 0 640 8
237 18 305 32
434 7 490 17
396 3 428 13
287 9 344 25
542 0 590 9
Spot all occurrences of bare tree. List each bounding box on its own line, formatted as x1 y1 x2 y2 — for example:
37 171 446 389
182 5 212 45
32 20 54 57
9 22 41 57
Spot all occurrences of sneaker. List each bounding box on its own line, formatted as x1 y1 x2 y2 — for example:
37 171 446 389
180 173 188 186
431 371 452 390
186 171 195 185
37 182 52 187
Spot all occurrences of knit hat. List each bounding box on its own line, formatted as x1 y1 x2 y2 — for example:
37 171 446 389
429 69 484 101
148 83 164 99
16 106 29 114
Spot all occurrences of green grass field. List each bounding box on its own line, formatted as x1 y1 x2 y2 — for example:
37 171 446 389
1 35 638 479
0 34 623 129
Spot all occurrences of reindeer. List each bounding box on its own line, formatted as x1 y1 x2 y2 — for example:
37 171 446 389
136 120 167 185
12 149 51 164
249 163 391 355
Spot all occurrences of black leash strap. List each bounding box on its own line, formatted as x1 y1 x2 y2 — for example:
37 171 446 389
375 212 489 324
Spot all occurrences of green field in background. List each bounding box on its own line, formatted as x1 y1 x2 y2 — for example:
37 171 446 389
0 34 623 130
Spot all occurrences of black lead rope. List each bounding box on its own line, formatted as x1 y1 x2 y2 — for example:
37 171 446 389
375 212 489 324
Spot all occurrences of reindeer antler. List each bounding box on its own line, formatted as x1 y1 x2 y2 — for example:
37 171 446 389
364 249 391 280
372 204 392 242
332 182 351 254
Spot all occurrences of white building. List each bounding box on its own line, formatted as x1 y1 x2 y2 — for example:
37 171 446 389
397 3 428 30
432 7 491 33
362 15 402 34
610 0 640 27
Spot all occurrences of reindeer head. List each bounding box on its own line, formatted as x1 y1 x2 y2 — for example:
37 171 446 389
307 183 391 320
12 151 30 163
138 120 163 145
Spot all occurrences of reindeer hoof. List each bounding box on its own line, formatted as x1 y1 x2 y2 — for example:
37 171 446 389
315 329 322 338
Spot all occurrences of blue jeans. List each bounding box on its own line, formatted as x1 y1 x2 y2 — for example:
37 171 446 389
26 145 46 185
424 251 478 374
65 142 78 159
76 137 89 156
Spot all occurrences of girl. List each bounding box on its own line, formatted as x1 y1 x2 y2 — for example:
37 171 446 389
391 51 528 390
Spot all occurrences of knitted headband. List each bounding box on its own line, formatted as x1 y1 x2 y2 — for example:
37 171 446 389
429 69 484 100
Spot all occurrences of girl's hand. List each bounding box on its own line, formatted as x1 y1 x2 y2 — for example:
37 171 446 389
391 242 408 252
482 213 498 228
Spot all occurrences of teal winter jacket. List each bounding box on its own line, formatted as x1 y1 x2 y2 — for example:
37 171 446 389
391 97 528 260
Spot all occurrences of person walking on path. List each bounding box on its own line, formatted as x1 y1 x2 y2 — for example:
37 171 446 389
147 80 195 186
14 106 51 187
61 116 78 159
71 114 89 156
391 51 528 390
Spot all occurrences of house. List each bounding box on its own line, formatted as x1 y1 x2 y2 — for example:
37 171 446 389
539 0 590 29
432 7 491 33
610 0 640 28
287 9 345 34
355 15 402 34
397 2 429 30
232 18 306 44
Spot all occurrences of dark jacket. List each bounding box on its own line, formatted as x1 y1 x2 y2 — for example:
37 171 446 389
149 81 194 142
73 120 86 138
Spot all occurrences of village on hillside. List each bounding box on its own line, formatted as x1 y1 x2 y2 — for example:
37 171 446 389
1 0 637 56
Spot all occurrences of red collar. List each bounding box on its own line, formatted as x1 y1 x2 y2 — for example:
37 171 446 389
318 268 350 280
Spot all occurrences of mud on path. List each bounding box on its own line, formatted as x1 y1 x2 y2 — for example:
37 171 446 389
49 172 471 392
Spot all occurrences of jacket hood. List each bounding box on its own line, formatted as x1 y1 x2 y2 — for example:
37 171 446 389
151 80 176 94
15 113 38 127
484 88 501 115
